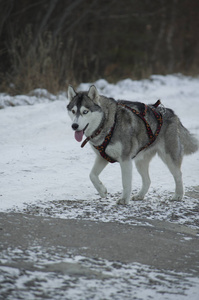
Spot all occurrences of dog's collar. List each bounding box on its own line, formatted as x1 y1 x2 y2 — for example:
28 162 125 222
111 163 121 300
81 116 106 148
81 127 103 148
81 114 117 163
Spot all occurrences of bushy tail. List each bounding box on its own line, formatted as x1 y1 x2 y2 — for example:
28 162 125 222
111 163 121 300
180 122 199 155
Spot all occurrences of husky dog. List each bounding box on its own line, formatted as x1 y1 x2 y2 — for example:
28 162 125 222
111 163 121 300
67 85 198 204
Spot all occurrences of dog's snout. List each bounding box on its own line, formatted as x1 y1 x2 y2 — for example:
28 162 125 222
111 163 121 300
72 123 79 130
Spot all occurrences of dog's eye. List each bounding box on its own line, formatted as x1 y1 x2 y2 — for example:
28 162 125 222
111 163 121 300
72 109 76 114
83 110 89 115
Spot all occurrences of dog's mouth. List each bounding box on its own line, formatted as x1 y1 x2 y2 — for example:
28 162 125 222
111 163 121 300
74 123 89 142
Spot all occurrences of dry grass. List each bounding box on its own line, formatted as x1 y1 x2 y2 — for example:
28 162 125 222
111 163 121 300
1 27 76 95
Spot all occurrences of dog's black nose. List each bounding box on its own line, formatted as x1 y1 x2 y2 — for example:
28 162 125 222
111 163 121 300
72 123 79 130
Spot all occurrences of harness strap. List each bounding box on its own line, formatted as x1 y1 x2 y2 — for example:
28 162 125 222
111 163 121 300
93 122 116 163
153 99 161 108
82 100 163 163
132 105 163 157
118 102 163 158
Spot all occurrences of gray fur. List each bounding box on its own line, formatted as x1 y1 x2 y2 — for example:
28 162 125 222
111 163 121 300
67 85 198 204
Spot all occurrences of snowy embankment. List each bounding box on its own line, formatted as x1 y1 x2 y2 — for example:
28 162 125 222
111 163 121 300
0 74 198 226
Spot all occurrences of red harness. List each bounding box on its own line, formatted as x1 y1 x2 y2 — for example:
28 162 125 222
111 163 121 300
81 100 163 163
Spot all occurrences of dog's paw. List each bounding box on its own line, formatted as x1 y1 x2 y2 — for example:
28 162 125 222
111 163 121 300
132 194 144 201
98 186 107 198
171 193 183 201
116 198 130 205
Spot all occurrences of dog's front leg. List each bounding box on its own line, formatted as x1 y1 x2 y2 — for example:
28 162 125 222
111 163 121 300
117 159 132 205
90 155 109 198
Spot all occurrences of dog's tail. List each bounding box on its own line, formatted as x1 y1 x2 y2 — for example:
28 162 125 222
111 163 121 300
179 122 199 155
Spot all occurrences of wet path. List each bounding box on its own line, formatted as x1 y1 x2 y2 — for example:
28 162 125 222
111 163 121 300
0 212 199 299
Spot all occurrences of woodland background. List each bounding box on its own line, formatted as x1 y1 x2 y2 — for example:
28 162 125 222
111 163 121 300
0 0 198 95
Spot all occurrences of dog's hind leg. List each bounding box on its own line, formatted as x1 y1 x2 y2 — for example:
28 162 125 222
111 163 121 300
158 150 184 200
132 151 155 200
90 155 109 198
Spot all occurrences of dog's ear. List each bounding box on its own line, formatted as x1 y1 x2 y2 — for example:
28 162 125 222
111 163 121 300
88 85 100 105
68 85 76 102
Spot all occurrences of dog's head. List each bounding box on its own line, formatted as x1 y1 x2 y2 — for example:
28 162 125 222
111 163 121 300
67 85 103 142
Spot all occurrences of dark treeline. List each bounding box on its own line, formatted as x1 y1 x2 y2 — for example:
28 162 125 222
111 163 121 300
0 0 198 94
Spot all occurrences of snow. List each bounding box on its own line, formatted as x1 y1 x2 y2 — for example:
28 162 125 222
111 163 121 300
1 246 199 300
0 74 198 215
0 74 199 299
0 88 66 108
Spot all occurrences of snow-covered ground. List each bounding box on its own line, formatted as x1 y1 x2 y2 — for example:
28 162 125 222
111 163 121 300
0 74 198 222
1 246 199 300
0 74 199 299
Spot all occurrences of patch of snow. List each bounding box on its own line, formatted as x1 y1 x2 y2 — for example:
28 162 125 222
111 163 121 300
1 246 199 300
0 89 66 109
0 75 198 228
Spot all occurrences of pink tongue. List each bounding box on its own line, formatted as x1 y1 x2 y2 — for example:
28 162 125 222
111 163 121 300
75 130 84 142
